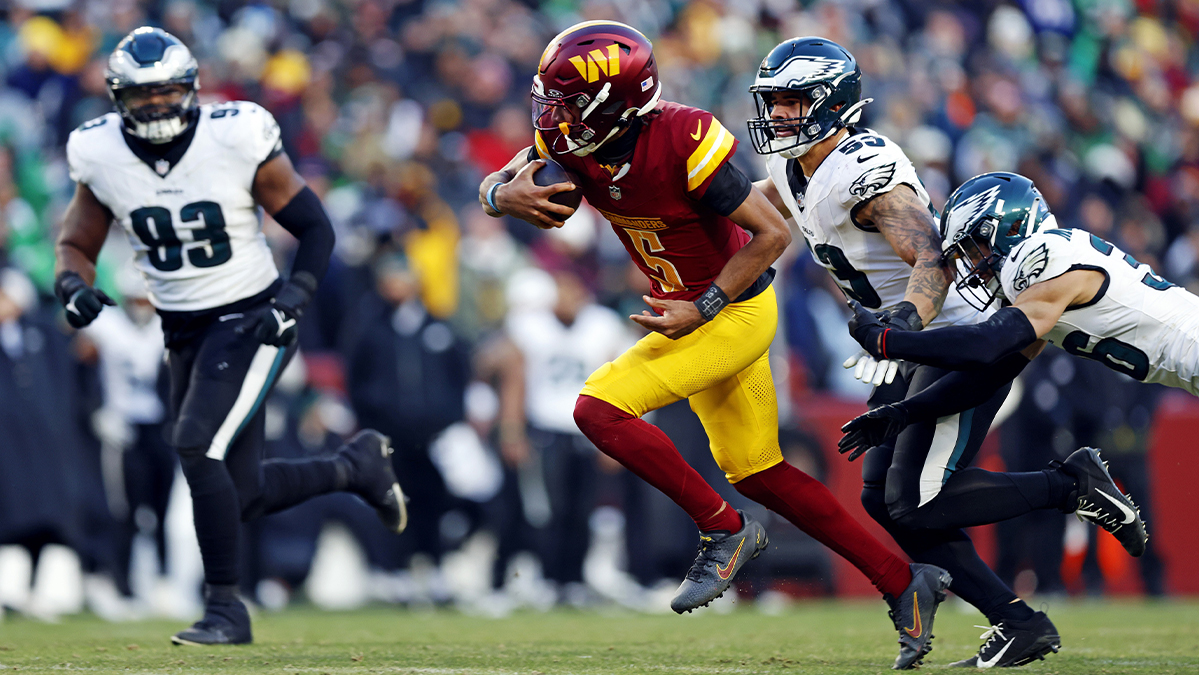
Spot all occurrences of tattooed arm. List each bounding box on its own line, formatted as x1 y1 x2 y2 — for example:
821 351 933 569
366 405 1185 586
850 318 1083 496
854 184 949 326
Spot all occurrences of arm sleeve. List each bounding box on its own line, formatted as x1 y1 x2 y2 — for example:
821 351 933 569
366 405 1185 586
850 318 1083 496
879 306 1039 369
900 351 1031 422
271 186 335 285
699 162 753 216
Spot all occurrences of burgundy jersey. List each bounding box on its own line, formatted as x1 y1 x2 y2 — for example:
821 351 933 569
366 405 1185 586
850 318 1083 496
536 101 746 302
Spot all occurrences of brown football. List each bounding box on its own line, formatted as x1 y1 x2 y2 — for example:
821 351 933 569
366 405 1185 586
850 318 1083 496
533 159 583 220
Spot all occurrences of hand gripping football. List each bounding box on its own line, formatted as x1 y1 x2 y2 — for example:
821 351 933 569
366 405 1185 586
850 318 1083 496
533 159 583 220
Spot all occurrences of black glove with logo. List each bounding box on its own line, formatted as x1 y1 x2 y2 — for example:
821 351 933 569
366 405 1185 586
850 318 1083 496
252 272 316 348
55 271 116 328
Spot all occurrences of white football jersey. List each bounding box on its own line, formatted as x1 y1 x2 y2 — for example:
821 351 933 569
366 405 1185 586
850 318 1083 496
506 304 634 434
767 129 981 329
66 102 282 312
1001 228 1199 394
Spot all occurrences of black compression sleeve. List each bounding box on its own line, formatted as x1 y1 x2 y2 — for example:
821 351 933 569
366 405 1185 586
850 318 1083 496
880 306 1038 369
272 186 335 285
699 162 753 216
900 351 1032 422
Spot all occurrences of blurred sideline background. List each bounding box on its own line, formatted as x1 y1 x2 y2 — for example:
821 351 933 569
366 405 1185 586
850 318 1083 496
0 0 1194 623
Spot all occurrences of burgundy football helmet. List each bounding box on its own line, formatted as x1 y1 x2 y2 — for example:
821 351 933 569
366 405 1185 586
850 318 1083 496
532 21 661 157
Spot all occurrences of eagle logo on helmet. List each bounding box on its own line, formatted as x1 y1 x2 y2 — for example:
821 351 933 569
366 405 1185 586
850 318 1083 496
849 162 896 198
946 185 1002 240
780 55 846 87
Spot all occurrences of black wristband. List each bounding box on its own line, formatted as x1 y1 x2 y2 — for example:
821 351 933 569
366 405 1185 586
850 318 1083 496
694 284 730 322
886 300 923 332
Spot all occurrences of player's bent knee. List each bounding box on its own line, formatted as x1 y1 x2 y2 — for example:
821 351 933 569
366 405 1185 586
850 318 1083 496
887 500 932 530
573 394 627 438
860 482 892 526
173 415 216 454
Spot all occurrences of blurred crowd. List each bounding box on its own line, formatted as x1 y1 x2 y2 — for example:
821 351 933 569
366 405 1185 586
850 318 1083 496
0 0 1194 619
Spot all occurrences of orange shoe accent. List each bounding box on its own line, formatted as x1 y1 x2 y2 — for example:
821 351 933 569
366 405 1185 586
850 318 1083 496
903 591 922 638
715 537 746 580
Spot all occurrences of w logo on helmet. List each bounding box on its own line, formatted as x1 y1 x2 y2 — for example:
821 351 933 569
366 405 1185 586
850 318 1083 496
569 45 621 83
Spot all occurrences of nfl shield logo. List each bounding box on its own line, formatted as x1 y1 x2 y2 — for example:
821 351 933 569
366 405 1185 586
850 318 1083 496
609 185 622 200
155 159 170 176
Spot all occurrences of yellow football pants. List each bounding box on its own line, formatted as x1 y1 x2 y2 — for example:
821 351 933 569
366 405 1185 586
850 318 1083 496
580 286 784 483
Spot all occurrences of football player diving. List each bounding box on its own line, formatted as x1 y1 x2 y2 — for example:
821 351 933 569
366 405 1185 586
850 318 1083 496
747 38 1149 668
842 170 1196 537
479 21 951 670
54 28 408 645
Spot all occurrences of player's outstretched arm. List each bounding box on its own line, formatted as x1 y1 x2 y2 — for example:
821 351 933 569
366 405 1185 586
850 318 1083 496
479 146 576 229
250 152 336 347
54 182 116 328
854 184 949 326
847 268 1102 369
848 300 1045 369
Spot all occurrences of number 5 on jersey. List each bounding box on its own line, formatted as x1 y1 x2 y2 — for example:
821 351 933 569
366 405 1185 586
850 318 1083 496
625 228 685 293
131 201 231 272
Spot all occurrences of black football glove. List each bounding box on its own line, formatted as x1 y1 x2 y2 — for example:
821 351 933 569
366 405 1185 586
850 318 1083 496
847 299 888 358
881 300 923 332
55 271 116 328
252 272 316 348
838 402 911 461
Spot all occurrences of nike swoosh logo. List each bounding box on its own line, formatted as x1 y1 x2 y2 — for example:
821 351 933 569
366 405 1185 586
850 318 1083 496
857 154 879 163
218 313 244 322
903 591 922 638
690 120 703 140
65 293 80 316
1096 490 1136 524
977 638 1014 668
715 537 745 580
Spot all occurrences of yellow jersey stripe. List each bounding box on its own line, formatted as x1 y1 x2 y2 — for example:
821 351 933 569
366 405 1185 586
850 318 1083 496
686 120 723 175
534 131 550 159
687 124 734 191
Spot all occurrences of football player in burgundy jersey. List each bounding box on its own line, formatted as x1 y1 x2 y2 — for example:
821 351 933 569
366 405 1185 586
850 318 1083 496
479 21 950 668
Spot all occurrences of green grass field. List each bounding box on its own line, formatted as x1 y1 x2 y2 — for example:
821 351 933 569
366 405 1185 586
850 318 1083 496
0 599 1194 674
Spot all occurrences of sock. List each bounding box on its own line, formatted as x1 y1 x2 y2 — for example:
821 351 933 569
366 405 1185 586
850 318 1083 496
178 454 242 587
735 462 912 597
916 467 1076 529
574 395 741 533
205 583 239 603
988 598 1037 625
862 482 1019 618
245 457 345 520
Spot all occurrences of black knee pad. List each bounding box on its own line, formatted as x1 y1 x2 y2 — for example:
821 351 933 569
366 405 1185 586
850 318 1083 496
860 481 892 527
172 415 216 453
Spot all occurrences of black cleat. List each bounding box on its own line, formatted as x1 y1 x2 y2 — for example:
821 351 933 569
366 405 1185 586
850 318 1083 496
338 429 408 534
171 588 251 646
950 611 1060 668
1058 447 1147 557
886 563 952 669
670 510 767 614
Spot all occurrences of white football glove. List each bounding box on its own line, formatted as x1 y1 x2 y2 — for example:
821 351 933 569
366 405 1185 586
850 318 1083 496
842 350 900 386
